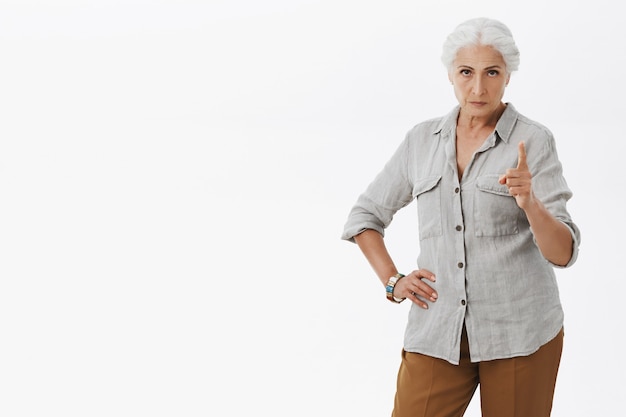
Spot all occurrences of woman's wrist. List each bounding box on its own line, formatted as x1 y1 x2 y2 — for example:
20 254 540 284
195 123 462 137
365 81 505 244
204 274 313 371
385 273 406 303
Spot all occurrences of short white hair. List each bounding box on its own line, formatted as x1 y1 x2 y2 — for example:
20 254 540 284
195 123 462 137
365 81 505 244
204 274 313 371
441 17 520 73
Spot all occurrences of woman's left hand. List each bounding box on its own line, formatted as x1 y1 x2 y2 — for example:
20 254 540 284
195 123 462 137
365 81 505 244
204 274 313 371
499 141 535 211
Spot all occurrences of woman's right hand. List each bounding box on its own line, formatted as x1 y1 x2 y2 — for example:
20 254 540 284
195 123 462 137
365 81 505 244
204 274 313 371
393 269 438 309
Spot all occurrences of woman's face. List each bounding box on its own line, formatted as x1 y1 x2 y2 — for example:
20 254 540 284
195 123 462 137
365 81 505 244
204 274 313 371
449 44 511 119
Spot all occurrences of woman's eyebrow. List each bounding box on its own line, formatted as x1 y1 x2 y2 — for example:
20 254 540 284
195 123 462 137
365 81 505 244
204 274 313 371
456 64 504 70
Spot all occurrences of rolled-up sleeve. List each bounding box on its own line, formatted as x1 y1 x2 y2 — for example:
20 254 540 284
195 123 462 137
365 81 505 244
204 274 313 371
341 136 415 243
529 130 581 268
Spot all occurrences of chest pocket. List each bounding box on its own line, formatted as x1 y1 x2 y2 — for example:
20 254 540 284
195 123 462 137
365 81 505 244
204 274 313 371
474 175 520 237
412 176 442 240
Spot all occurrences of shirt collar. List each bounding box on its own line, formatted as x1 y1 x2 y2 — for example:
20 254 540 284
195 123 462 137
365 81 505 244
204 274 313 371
494 103 518 144
433 106 460 137
433 102 519 144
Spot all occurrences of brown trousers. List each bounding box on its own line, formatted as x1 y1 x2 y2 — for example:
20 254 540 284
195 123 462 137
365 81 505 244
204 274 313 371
392 327 564 417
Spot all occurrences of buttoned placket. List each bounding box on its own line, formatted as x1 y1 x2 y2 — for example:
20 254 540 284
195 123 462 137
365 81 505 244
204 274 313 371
452 132 499 309
444 131 469 359
453 182 467 309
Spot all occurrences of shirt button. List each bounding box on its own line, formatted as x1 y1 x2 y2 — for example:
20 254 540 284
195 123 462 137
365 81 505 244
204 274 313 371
454 187 460 193
457 262 464 268
455 225 462 231
461 300 466 306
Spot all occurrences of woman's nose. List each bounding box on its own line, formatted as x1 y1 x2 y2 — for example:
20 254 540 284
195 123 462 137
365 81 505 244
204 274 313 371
471 77 485 95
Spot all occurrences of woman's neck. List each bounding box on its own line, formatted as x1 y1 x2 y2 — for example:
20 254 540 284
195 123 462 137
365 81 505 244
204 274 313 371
457 102 507 132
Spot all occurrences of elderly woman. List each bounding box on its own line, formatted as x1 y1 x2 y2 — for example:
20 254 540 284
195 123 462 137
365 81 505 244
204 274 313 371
341 17 581 417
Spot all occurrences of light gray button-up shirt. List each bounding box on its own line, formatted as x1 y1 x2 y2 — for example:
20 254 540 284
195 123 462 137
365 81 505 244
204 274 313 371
341 103 581 365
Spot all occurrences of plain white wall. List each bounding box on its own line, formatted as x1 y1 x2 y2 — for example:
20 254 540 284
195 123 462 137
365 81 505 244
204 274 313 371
0 1 623 416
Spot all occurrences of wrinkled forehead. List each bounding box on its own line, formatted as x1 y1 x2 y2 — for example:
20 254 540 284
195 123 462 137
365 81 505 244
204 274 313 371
453 44 506 69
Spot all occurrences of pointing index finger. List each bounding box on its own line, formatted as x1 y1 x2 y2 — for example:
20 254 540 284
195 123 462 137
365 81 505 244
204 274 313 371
517 141 528 170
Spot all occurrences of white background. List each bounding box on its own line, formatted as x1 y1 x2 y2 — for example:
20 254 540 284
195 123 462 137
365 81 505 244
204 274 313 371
0 0 623 416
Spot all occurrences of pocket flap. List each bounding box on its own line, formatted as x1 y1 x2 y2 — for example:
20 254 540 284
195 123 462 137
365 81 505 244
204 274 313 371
476 175 511 197
412 176 442 198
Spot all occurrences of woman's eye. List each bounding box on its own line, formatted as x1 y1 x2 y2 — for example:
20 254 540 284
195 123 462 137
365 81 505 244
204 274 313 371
460 69 471 76
488 70 499 76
